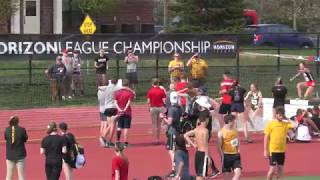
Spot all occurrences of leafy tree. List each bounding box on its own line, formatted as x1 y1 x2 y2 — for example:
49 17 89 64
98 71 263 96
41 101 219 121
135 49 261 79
75 0 119 15
169 0 245 32
0 0 17 19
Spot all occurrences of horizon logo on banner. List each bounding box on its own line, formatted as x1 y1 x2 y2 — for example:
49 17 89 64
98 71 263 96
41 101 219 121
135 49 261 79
80 15 96 35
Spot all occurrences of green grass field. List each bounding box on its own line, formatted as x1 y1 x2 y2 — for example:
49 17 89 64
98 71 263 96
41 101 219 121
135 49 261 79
0 47 319 109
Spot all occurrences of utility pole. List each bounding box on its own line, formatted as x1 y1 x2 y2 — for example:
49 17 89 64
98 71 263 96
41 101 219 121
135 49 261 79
163 0 168 32
19 0 24 34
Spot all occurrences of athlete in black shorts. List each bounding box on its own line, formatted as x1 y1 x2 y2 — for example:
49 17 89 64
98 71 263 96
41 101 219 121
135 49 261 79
272 78 287 116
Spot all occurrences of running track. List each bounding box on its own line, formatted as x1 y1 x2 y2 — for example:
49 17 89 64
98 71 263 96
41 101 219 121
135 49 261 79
0 104 320 179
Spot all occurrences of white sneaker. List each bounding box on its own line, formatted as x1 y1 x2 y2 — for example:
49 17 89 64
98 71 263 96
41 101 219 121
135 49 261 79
62 96 66 100
68 96 72 99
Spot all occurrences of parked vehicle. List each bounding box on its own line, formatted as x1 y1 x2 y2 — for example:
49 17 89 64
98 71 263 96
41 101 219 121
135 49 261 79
245 24 314 48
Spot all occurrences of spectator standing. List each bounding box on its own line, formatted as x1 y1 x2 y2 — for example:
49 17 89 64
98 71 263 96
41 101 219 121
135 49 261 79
71 51 84 96
97 80 108 146
94 49 109 88
124 48 139 90
114 79 136 147
160 91 183 178
147 78 166 144
62 49 73 100
186 53 208 88
175 74 189 112
272 78 287 116
104 79 121 147
229 81 252 143
168 53 184 82
4 116 28 180
45 56 67 102
41 122 67 180
218 72 234 126
111 143 129 180
59 122 76 180
173 135 192 180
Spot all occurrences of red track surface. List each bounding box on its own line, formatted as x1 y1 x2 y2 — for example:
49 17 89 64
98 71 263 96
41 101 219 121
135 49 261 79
1 105 320 180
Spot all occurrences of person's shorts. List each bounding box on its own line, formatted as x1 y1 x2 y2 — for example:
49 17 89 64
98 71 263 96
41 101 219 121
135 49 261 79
305 80 316 87
104 108 117 117
117 114 132 129
222 154 242 173
231 103 245 113
219 103 232 115
126 72 138 84
273 103 285 109
195 151 208 177
150 107 164 122
269 152 285 166
166 131 176 150
99 112 107 121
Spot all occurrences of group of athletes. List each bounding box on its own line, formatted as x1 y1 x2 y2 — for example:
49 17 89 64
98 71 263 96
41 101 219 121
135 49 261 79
46 48 320 179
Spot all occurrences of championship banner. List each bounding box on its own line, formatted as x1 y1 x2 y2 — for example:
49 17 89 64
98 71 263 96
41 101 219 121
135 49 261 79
0 34 237 58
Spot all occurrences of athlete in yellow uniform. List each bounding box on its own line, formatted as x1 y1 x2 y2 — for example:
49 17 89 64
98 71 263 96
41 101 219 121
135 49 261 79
264 106 294 180
217 114 241 180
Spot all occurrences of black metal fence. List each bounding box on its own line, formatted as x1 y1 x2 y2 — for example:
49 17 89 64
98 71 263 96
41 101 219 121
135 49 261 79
0 33 320 109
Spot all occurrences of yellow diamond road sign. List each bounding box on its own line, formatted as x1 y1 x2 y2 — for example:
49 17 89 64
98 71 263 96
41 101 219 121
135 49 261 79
80 15 96 35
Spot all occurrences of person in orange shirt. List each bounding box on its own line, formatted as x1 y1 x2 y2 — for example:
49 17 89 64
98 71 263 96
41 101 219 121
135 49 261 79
217 114 242 180
168 53 184 83
264 106 294 180
186 53 208 88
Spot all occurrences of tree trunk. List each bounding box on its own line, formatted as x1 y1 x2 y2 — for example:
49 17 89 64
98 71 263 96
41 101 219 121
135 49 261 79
163 0 168 32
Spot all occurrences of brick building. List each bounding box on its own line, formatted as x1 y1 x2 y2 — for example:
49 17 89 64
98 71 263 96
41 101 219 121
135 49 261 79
0 0 155 34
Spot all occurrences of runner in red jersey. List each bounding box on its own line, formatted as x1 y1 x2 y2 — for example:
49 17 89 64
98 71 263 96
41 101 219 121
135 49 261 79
219 72 234 115
290 62 316 99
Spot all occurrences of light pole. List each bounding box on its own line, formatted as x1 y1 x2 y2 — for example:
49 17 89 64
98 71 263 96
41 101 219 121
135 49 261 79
163 0 168 32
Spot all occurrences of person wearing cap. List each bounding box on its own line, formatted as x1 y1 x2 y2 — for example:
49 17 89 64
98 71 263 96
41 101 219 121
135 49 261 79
71 50 84 96
45 56 67 102
168 53 184 82
124 48 139 90
4 116 28 180
147 78 166 144
41 122 67 180
160 91 183 178
111 143 129 180
186 53 208 88
62 49 73 100
59 122 76 180
94 48 109 89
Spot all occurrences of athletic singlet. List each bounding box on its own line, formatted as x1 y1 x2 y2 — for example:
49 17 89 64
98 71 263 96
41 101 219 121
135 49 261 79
248 91 261 110
303 71 314 82
221 128 239 154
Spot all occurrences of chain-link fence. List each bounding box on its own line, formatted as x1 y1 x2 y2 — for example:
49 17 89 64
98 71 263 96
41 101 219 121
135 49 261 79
0 33 319 109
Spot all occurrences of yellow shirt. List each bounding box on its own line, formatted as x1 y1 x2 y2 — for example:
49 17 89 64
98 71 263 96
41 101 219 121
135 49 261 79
168 60 184 78
221 127 239 154
189 58 208 79
264 120 294 154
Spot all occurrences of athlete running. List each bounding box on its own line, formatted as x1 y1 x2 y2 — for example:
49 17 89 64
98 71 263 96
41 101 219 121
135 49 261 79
290 62 316 99
244 83 263 131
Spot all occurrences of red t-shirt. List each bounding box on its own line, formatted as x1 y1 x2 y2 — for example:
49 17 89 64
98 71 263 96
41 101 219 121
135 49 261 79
114 88 135 116
175 82 188 105
112 156 129 180
220 79 234 104
147 86 166 107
